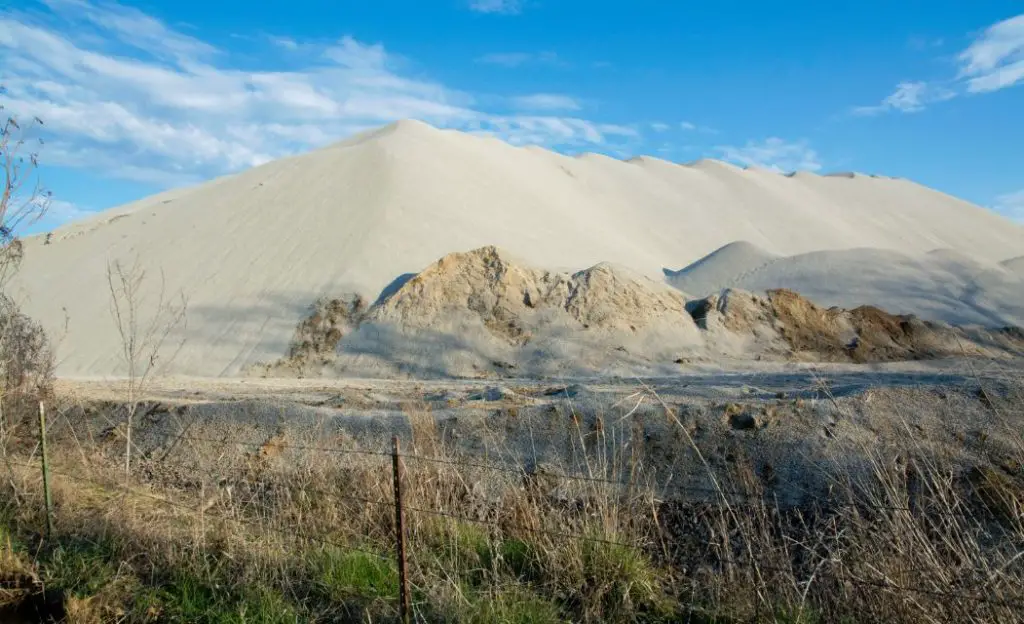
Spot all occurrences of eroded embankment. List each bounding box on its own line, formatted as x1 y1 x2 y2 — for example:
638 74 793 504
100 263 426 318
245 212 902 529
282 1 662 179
29 373 1024 507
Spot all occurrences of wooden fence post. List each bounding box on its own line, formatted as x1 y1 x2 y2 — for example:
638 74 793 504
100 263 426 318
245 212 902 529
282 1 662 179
38 401 54 539
392 434 412 624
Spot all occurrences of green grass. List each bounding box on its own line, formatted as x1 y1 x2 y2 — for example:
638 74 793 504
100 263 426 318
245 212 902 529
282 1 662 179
309 546 398 601
41 539 121 598
139 571 302 623
464 585 566 624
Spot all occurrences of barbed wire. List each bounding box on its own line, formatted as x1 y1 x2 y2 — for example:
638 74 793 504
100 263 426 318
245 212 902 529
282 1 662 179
8 428 1023 523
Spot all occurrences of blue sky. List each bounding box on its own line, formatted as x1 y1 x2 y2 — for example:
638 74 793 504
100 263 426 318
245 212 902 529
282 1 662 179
1 0 1023 232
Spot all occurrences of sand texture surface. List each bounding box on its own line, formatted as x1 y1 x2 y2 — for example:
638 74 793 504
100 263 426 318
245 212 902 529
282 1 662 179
10 120 1024 377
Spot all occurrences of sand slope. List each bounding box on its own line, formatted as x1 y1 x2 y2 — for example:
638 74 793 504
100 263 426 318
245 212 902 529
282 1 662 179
10 119 1024 377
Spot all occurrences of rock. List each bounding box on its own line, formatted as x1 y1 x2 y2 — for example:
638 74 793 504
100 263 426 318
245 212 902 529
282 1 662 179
469 386 516 402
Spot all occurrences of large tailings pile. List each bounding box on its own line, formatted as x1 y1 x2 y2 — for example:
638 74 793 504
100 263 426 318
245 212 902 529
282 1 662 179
13 120 1024 377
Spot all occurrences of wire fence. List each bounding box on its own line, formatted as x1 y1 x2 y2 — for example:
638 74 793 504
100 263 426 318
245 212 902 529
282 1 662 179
3 401 1024 622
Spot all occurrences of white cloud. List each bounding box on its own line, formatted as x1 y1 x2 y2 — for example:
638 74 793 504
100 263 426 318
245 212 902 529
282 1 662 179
853 81 957 115
467 116 638 147
717 138 822 173
855 14 1024 115
994 189 1024 222
0 0 640 208
959 14 1024 92
468 0 523 14
512 94 580 111
268 36 299 51
39 0 217 61
650 122 670 132
679 120 717 134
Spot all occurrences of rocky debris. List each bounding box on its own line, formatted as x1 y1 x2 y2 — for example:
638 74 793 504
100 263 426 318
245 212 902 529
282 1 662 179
267 295 367 375
543 384 588 399
689 288 1024 363
468 386 518 402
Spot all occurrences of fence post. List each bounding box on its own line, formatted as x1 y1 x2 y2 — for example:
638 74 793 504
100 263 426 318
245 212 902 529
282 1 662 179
38 401 54 540
392 434 412 624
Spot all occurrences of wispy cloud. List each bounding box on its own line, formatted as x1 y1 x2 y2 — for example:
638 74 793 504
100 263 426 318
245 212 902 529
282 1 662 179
467 0 523 15
959 14 1024 93
717 138 822 172
512 93 580 111
475 51 563 67
994 189 1024 222
853 81 954 115
466 117 639 148
855 13 1023 115
0 0 641 201
679 120 716 133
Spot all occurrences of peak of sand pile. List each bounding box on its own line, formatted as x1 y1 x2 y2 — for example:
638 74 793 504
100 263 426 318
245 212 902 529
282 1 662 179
11 119 1024 377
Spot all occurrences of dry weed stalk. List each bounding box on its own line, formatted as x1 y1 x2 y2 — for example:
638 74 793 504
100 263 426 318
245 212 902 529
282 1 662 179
106 257 188 475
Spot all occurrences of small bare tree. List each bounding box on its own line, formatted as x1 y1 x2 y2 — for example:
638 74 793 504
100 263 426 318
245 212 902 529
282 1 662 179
0 90 52 483
107 257 188 475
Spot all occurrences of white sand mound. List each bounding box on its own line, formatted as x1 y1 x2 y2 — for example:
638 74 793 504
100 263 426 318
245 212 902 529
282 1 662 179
9 119 1024 377
665 241 779 289
671 245 1024 327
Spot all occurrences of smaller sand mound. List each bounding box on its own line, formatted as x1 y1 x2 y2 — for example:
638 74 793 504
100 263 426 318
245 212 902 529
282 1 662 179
666 241 779 294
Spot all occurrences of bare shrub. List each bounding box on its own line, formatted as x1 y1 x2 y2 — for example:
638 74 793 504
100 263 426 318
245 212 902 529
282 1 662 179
106 257 188 475
0 93 52 484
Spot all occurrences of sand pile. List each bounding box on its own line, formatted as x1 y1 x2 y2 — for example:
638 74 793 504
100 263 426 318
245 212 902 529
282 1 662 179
9 119 1024 377
317 247 703 377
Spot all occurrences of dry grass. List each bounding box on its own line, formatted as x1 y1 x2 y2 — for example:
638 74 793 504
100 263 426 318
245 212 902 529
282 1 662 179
0 375 1023 622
